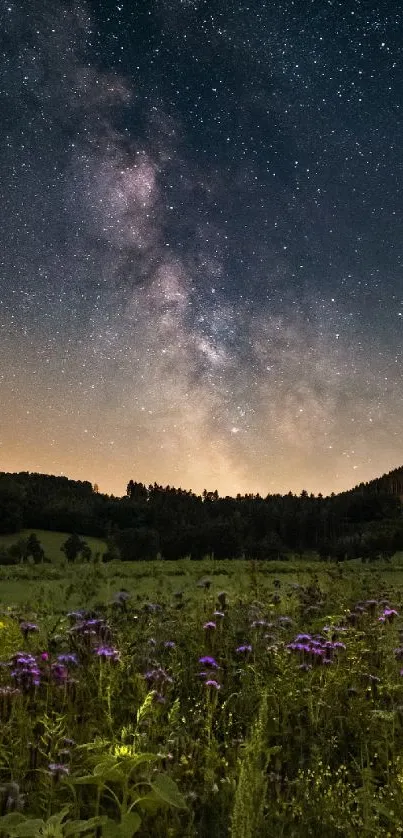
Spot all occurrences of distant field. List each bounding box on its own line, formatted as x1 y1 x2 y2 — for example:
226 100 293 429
0 528 107 562
0 549 402 612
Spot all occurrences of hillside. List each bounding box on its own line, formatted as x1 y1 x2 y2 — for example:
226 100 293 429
0 467 402 562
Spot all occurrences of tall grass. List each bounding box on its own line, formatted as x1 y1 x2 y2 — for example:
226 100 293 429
0 560 403 834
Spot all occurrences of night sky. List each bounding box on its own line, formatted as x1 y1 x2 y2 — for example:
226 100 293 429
1 0 402 498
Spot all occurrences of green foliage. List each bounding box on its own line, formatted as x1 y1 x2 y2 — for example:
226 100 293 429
230 694 279 838
3 560 403 835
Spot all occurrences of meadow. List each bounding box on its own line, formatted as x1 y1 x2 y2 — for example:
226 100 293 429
1 551 403 835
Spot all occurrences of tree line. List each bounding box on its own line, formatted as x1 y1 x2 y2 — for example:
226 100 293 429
0 469 403 562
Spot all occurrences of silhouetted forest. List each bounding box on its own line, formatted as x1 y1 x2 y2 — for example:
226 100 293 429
0 468 403 562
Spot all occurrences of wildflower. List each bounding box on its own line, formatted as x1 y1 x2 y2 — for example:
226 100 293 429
48 763 70 780
236 644 252 654
144 603 162 613
383 608 398 622
205 679 221 689
51 663 69 683
199 655 219 668
298 663 312 672
144 668 173 685
10 654 41 690
40 652 49 661
295 634 312 643
20 622 38 639
57 653 78 666
95 646 120 662
251 620 266 629
396 648 403 660
213 611 225 618
0 686 21 697
277 616 293 625
114 590 131 603
67 610 86 621
204 621 216 630
164 641 176 649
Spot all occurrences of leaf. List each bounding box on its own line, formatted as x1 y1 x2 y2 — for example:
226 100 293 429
101 819 121 838
150 774 188 810
119 812 142 837
67 775 100 786
93 759 125 783
126 753 159 771
101 814 141 838
0 812 27 829
136 791 163 814
64 816 108 836
47 807 70 827
11 820 45 837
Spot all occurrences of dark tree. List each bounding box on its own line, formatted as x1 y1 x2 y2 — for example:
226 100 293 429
61 533 86 563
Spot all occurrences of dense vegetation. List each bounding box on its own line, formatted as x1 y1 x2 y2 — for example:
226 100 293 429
1 559 403 835
1 468 403 563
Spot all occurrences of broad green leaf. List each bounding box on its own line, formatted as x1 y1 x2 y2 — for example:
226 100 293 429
126 753 159 770
94 759 125 783
46 807 70 827
136 790 163 814
101 814 141 838
150 774 187 810
11 820 45 837
0 812 27 828
101 819 121 838
64 816 108 836
119 812 142 837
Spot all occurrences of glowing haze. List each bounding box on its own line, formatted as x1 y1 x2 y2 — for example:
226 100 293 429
1 1 402 497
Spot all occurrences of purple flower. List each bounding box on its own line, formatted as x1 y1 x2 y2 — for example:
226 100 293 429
48 763 69 779
295 634 312 643
251 620 266 628
57 653 78 666
51 663 69 682
144 668 173 685
383 608 398 622
164 641 176 649
95 646 120 662
199 655 219 668
236 644 252 654
213 611 225 618
20 622 38 638
203 622 216 630
205 679 221 689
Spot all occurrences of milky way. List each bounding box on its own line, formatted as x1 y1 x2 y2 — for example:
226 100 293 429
1 0 402 497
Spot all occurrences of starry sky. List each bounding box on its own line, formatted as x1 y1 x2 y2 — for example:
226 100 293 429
1 0 402 498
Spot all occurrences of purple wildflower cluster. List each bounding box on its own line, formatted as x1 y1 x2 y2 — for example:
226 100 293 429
68 615 111 642
10 654 41 690
287 633 346 668
379 608 398 623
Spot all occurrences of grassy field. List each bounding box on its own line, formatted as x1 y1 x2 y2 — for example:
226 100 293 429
1 553 403 835
0 528 107 562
